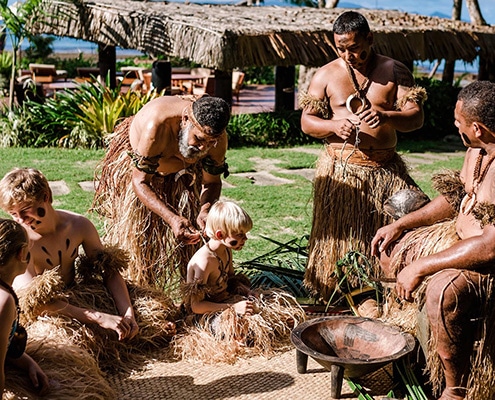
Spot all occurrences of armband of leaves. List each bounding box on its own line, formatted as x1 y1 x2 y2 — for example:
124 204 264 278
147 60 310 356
432 170 465 212
298 91 332 119
202 156 230 178
472 202 495 228
128 150 161 175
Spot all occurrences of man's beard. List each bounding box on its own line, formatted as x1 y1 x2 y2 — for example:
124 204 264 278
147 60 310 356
178 123 209 159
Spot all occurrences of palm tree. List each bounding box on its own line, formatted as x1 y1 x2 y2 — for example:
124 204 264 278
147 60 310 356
444 0 487 83
0 0 42 110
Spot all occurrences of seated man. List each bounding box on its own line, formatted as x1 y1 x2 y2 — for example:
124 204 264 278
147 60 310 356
0 168 177 369
178 201 306 363
371 81 495 400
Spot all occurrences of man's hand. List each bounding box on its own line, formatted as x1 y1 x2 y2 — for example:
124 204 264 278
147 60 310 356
196 202 211 230
334 118 358 141
371 222 404 257
359 108 384 129
170 216 201 245
396 264 424 302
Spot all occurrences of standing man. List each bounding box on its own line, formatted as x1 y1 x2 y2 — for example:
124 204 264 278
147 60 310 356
371 81 495 400
94 95 231 288
300 10 427 299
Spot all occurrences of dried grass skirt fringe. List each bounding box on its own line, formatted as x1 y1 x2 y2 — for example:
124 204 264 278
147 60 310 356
17 268 181 373
304 149 420 299
173 289 306 364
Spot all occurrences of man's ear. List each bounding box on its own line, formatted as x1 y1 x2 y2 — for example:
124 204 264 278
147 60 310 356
367 32 373 46
215 230 224 240
182 107 189 125
473 122 485 138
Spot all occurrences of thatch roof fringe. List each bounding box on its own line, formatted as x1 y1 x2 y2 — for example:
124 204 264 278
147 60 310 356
30 0 495 70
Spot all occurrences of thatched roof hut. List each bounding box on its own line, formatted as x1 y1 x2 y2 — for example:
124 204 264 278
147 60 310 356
29 0 495 70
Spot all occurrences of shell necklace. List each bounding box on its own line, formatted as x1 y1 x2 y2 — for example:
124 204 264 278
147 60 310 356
460 148 495 215
345 61 371 115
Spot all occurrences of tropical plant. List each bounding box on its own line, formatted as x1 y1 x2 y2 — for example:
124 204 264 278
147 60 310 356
1 81 161 148
23 34 55 63
0 0 43 110
0 50 12 89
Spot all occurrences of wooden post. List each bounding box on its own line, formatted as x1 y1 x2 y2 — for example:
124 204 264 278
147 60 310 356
213 69 232 106
478 55 495 82
275 66 295 112
98 44 116 89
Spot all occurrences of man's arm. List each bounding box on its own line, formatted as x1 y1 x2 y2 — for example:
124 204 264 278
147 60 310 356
131 168 200 244
371 195 456 257
396 223 495 301
197 171 222 230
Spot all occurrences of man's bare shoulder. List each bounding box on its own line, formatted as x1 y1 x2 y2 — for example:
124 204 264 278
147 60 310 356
313 59 342 80
136 96 189 121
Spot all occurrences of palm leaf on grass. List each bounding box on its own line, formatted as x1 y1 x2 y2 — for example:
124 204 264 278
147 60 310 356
237 235 309 298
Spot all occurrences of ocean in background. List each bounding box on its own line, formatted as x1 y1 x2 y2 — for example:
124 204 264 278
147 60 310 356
5 0 494 72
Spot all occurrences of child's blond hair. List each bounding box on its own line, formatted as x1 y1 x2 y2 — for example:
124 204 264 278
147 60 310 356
0 168 52 211
205 201 252 239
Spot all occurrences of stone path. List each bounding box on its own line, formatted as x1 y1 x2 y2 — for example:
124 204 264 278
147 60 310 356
48 144 465 195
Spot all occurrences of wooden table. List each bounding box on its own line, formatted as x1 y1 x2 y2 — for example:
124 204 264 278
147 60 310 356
171 73 207 93
42 81 80 97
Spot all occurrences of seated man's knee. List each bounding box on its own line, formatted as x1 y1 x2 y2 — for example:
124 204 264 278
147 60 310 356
426 269 476 320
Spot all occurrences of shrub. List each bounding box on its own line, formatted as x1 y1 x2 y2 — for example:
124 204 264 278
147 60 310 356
0 81 160 148
227 110 318 148
400 77 461 141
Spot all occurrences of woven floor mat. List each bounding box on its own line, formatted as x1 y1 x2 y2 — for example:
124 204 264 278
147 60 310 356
107 348 397 400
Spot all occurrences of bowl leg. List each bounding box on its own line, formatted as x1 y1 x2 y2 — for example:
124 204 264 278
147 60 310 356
295 350 308 373
330 364 344 399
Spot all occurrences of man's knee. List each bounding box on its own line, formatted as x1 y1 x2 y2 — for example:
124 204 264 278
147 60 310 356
425 269 480 323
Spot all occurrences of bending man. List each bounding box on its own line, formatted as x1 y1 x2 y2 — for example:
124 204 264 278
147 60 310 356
94 95 231 288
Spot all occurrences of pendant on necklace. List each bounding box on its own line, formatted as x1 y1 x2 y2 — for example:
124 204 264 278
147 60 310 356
460 192 476 215
346 92 367 115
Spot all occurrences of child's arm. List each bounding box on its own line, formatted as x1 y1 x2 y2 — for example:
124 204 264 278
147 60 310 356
73 215 138 340
188 253 253 315
12 261 37 291
0 294 15 395
7 353 50 395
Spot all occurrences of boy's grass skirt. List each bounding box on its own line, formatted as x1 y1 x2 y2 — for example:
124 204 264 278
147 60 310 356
17 268 180 373
173 289 306 364
381 219 495 399
5 320 116 399
93 116 202 289
305 144 423 300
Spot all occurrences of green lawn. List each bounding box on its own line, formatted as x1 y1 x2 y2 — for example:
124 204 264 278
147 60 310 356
0 141 465 263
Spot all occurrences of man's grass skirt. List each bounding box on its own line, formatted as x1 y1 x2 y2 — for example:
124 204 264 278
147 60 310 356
305 145 422 300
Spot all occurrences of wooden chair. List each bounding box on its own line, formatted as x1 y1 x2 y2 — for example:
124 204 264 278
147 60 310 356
29 63 67 83
75 67 100 83
193 75 215 96
232 71 245 102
